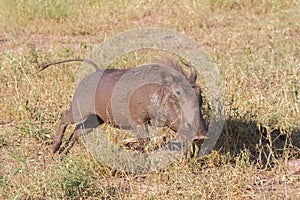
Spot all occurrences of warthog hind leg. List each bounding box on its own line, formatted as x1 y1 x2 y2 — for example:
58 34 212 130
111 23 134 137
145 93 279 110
52 109 74 153
57 114 104 155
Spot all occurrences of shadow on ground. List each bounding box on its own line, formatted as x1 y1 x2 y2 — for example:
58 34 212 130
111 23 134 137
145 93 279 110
213 118 300 167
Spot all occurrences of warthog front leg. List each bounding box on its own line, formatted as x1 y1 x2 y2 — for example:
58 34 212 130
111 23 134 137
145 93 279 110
136 125 150 147
123 124 150 151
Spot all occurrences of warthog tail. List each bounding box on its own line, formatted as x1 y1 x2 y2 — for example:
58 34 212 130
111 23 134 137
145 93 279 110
38 58 100 72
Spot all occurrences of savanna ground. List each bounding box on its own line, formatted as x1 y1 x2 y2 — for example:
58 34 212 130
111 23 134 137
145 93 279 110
0 0 300 199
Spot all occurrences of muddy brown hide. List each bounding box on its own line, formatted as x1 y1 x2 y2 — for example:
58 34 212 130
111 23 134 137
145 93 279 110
50 60 208 156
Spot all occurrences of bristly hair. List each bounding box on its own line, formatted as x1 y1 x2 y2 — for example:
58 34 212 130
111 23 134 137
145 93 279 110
152 58 198 87
152 59 189 80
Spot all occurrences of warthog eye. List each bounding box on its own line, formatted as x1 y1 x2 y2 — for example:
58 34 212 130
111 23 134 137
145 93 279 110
185 123 189 127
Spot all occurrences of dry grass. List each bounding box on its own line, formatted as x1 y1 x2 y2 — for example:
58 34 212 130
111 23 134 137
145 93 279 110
0 0 300 199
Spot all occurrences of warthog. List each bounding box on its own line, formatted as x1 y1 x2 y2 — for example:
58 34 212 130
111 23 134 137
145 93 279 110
39 58 208 157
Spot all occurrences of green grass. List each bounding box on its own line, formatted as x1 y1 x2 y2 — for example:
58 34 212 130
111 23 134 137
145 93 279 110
0 0 300 199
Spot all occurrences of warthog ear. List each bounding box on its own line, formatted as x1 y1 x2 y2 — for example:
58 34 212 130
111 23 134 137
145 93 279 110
160 72 174 87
